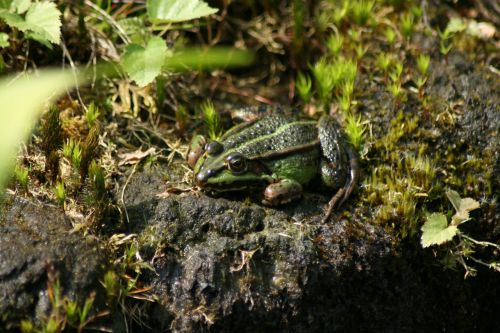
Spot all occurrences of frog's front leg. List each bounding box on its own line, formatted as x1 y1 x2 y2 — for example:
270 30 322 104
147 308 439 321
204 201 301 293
262 178 303 206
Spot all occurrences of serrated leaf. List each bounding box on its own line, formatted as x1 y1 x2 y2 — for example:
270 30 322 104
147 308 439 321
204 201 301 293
0 32 9 47
147 0 218 23
24 1 61 44
459 197 480 212
121 36 167 87
421 213 458 248
447 190 480 225
11 0 30 13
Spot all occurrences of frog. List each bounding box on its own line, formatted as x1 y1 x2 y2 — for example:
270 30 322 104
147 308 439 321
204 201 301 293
186 105 359 222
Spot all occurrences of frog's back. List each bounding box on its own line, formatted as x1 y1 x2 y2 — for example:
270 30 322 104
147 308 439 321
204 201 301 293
222 115 318 161
221 114 290 150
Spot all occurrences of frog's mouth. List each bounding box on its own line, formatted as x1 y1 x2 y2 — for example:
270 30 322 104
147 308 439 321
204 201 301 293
196 169 266 194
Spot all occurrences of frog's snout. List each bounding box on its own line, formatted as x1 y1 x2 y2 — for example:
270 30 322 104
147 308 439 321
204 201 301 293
196 172 207 186
195 169 216 187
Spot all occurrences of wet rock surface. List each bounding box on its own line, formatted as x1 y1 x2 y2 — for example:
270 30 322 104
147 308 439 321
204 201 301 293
0 197 107 328
119 165 500 332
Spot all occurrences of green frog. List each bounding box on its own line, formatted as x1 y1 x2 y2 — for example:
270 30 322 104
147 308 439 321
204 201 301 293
187 106 359 222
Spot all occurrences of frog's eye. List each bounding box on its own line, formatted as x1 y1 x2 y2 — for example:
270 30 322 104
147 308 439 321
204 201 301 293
226 153 247 173
205 141 223 156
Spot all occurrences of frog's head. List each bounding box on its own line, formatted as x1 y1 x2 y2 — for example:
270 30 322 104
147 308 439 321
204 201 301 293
188 139 266 193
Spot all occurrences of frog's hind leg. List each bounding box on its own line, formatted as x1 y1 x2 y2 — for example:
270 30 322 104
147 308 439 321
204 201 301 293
321 145 359 222
318 116 359 222
339 144 359 207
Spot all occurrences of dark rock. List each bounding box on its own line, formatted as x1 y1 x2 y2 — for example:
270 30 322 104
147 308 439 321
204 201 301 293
120 164 500 332
0 196 107 329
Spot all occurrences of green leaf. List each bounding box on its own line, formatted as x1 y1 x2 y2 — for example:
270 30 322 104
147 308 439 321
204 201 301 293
24 1 61 44
118 17 150 44
446 190 462 212
421 213 458 248
147 0 218 23
0 69 81 191
11 0 30 14
446 190 480 225
0 0 12 10
121 36 167 87
0 32 9 47
0 9 26 29
24 30 53 49
458 197 480 212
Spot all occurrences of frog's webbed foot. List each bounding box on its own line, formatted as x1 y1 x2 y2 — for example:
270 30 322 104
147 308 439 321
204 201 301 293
321 136 359 223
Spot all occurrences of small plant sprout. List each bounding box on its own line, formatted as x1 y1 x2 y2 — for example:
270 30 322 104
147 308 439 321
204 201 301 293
340 57 358 86
338 93 351 114
388 61 405 107
354 44 368 60
296 72 312 104
415 54 430 99
332 1 349 24
72 141 83 170
410 5 423 18
54 181 66 206
201 100 223 140
338 81 355 113
384 27 396 45
347 28 361 43
416 54 430 76
388 81 403 100
103 270 119 302
311 57 335 107
63 138 83 170
345 113 366 152
65 293 95 331
15 164 29 189
316 10 331 33
376 52 392 76
349 0 375 26
62 138 75 160
326 34 344 56
438 28 453 59
389 61 403 84
85 102 100 128
438 18 466 62
415 77 427 101
400 13 414 40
